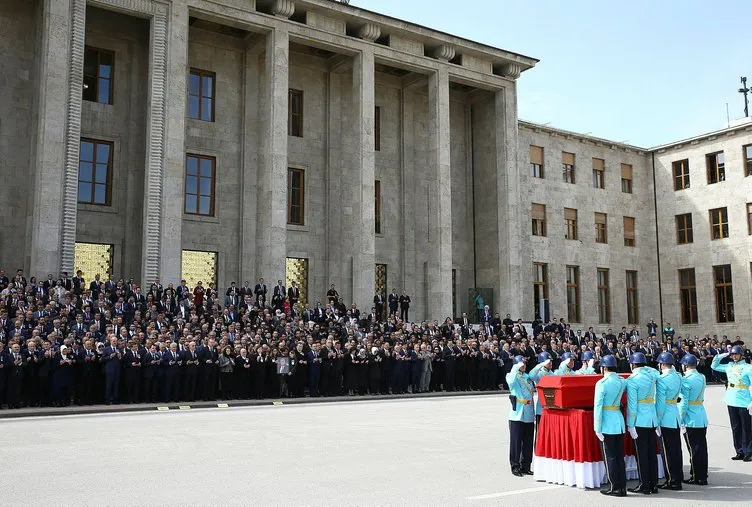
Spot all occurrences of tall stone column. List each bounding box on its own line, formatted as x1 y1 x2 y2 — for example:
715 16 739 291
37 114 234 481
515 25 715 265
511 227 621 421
256 27 289 283
154 1 189 286
427 67 453 320
350 48 376 309
29 0 86 277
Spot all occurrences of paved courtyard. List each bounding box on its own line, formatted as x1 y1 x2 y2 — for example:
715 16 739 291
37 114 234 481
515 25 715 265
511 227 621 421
3 385 751 506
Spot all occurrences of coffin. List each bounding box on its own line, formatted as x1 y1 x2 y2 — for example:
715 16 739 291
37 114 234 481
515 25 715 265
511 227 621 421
535 373 630 410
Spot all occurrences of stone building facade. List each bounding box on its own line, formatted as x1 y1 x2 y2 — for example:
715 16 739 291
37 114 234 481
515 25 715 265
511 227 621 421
1 0 750 330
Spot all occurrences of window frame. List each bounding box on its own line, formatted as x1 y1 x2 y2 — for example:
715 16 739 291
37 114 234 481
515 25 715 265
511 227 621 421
713 264 734 323
592 158 605 189
78 138 114 206
620 163 633 194
375 180 382 234
623 216 635 247
565 208 578 240
83 46 114 105
706 151 726 184
287 167 305 225
673 159 690 190
533 262 548 317
562 152 575 183
566 265 580 323
747 202 752 235
678 268 698 324
597 268 610 324
288 89 304 137
187 68 216 122
595 212 608 244
744 144 752 177
675 213 693 244
709 207 729 240
531 203 547 237
626 270 638 325
374 105 381 151
184 154 216 216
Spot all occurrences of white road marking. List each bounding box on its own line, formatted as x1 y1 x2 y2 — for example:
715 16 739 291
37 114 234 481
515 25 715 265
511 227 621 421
467 484 563 500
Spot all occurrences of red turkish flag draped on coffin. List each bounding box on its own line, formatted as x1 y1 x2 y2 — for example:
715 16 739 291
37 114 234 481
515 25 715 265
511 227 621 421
532 374 664 489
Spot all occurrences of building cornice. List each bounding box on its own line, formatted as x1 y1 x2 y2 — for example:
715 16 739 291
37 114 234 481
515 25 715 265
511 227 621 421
518 120 647 154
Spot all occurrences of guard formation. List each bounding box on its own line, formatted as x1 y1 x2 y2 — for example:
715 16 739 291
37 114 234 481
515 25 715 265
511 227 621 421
506 346 752 497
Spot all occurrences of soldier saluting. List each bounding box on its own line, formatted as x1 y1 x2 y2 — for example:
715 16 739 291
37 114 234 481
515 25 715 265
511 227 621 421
594 355 627 497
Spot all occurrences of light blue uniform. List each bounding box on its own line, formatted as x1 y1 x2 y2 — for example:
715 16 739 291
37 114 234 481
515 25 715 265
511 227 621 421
711 354 752 408
656 368 682 428
528 363 553 415
578 365 596 375
555 362 575 376
506 362 536 423
677 369 708 428
594 371 626 434
626 367 659 428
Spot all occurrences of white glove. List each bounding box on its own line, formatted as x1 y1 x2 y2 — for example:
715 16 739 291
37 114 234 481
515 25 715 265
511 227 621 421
680 425 686 435
596 432 605 442
655 427 662 438
562 358 572 368
588 358 595 369
748 402 752 416
719 352 730 358
542 359 551 368
628 427 638 440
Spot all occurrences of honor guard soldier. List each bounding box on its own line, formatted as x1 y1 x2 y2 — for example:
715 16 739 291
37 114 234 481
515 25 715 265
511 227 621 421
506 355 536 477
711 345 752 461
594 355 627 497
556 352 575 375
578 350 597 375
655 352 683 490
677 354 709 485
529 351 554 427
626 352 660 494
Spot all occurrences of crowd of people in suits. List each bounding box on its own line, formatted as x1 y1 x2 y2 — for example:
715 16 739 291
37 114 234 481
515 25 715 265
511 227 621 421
0 266 747 410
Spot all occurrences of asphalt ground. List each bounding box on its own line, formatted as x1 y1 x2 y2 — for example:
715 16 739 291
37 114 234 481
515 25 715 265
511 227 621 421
2 385 750 506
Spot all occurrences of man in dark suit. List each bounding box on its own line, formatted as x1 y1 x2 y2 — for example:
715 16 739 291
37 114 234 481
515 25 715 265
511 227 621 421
373 293 385 321
388 289 399 318
288 282 300 308
225 282 240 308
481 305 492 326
161 343 181 402
103 337 122 404
307 343 322 397
198 338 217 400
123 343 142 403
89 274 103 297
5 343 26 408
273 279 286 301
140 344 159 402
182 341 199 401
399 292 411 321
254 278 267 304
72 270 85 295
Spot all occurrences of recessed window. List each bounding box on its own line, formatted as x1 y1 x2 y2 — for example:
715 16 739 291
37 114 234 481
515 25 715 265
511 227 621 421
188 69 215 122
83 47 114 104
595 212 608 243
531 203 546 236
287 168 305 225
623 216 635 246
185 154 216 216
288 89 304 137
375 180 382 234
706 152 725 184
673 159 690 190
713 264 734 323
562 152 575 183
566 265 580 323
678 268 698 324
620 164 633 193
530 145 544 178
533 263 548 317
592 158 605 189
597 268 610 324
78 139 113 206
375 106 381 151
675 213 693 244
747 202 752 235
626 270 638 325
565 208 578 240
709 207 728 240
744 145 752 177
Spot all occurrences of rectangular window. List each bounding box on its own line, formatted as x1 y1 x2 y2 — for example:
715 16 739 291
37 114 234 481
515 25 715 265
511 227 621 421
744 144 752 177
530 145 544 178
74 242 114 282
678 268 698 324
375 106 381 151
375 264 387 301
597 268 610 324
620 163 633 193
181 250 217 289
709 207 729 240
78 139 113 206
626 270 638 325
747 202 752 235
595 212 608 243
285 257 309 307
706 152 725 184
565 208 578 240
187 69 215 122
623 216 635 246
562 152 575 183
533 263 548 317
675 213 693 244
288 89 304 137
83 47 114 104
673 159 690 190
713 264 734 323
566 266 580 323
184 154 216 216
287 168 305 225
375 180 382 234
592 158 605 189
531 203 547 236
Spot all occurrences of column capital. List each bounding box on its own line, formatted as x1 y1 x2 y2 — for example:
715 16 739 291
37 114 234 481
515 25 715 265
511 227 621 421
271 0 295 18
501 62 522 79
357 23 381 42
431 44 456 62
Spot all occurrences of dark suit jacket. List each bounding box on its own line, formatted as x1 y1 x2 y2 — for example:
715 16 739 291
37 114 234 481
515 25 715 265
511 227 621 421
103 346 121 375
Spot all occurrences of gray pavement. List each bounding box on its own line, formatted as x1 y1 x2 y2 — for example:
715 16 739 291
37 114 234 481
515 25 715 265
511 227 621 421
2 384 751 506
